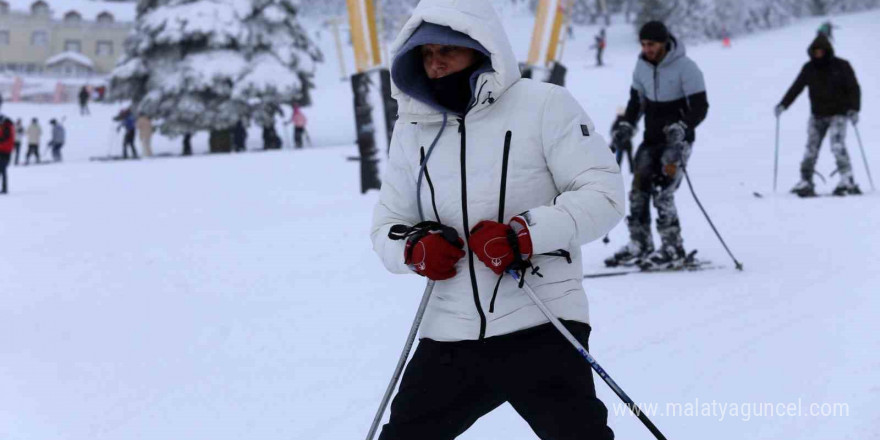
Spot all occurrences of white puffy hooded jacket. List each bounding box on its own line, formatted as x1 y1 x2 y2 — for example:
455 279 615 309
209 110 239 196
371 0 625 342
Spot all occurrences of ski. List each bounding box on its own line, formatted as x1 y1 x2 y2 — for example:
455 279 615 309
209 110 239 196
587 250 721 279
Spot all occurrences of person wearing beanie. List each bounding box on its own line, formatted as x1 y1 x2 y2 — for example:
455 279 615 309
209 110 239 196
372 0 624 438
606 20 709 269
775 34 861 197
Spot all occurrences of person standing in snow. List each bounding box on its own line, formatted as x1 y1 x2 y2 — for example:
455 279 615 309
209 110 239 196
370 1 624 438
79 86 90 116
117 110 138 159
775 34 861 197
233 120 247 152
48 119 65 162
13 118 24 166
593 27 607 67
605 21 709 269
292 106 307 149
25 118 42 165
182 133 193 156
0 115 13 194
136 115 154 157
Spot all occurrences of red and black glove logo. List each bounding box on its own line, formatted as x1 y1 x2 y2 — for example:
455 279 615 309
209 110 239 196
468 217 533 275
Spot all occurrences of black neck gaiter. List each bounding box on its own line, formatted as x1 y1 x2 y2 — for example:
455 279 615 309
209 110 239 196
429 62 482 115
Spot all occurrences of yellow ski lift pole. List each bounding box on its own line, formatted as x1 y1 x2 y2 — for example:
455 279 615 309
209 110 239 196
527 0 551 67
544 0 569 65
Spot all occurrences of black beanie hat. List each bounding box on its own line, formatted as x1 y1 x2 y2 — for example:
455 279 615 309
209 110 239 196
639 21 669 42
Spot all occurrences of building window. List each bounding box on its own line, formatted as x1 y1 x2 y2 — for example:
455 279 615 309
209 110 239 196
31 30 48 47
65 39 82 53
31 1 49 16
0 2 9 14
0 31 9 46
63 11 82 23
97 12 114 24
96 41 114 56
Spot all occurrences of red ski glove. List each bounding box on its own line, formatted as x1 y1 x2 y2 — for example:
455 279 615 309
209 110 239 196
390 222 465 280
468 216 533 275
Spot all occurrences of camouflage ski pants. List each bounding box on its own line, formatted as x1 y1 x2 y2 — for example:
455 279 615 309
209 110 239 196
627 141 692 250
801 115 853 182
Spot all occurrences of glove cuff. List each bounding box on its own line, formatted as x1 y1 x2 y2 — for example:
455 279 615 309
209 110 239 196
509 216 533 260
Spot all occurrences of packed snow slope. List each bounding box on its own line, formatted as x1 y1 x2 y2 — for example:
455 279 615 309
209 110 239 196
1 8 879 440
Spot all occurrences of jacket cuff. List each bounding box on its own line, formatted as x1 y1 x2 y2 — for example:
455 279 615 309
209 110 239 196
516 208 575 255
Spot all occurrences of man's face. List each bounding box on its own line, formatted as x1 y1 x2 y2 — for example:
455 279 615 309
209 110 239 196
640 40 667 63
421 44 478 79
812 48 826 59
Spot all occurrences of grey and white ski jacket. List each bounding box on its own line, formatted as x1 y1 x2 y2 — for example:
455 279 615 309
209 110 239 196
371 0 625 342
623 37 709 145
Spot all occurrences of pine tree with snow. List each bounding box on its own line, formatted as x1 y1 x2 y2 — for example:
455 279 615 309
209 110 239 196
109 0 322 146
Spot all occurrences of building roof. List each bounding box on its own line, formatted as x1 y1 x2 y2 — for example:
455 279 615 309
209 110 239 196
46 51 96 68
3 0 135 22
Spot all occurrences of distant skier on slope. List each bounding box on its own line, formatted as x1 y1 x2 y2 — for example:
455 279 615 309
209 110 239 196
605 21 709 269
775 34 861 197
48 119 65 162
25 118 41 165
592 27 607 67
370 1 624 438
0 115 14 194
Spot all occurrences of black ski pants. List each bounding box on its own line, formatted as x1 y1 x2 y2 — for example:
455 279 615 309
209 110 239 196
123 131 138 159
25 144 39 164
379 321 614 440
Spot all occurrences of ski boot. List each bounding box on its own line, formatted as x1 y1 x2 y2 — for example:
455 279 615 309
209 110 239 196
832 176 862 196
604 241 653 267
639 244 687 270
791 180 816 198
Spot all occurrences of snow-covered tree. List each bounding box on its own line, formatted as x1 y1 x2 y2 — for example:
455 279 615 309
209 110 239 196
634 0 879 42
110 0 322 139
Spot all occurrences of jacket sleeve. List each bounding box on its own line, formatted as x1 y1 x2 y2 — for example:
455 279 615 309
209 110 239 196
623 68 646 126
843 60 861 112
525 86 626 254
370 122 420 274
681 59 709 129
780 65 808 110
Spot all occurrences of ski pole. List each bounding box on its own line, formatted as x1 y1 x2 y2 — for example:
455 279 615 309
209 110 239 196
852 123 875 191
681 163 744 270
365 280 435 440
365 114 449 440
774 115 780 192
508 271 668 440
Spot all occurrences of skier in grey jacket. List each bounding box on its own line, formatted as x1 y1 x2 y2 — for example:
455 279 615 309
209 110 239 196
606 21 709 268
371 0 623 438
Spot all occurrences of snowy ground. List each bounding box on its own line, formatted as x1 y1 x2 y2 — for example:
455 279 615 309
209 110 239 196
1 8 879 440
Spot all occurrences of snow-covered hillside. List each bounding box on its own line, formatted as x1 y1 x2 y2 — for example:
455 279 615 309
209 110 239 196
1 7 878 440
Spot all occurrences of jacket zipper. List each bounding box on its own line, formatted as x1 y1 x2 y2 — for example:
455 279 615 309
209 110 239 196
653 66 659 101
459 117 487 340
489 130 513 314
419 146 441 222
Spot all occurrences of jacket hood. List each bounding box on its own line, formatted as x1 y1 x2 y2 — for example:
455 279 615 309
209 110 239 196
391 22 492 114
639 35 686 67
389 0 521 121
808 34 835 60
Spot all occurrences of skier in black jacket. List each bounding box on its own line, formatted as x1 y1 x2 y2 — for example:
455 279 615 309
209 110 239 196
776 34 861 196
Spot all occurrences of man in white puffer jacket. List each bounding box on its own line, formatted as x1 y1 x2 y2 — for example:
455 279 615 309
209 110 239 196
371 1 624 438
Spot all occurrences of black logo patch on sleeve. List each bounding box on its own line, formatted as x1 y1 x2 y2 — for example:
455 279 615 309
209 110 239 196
580 124 590 136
